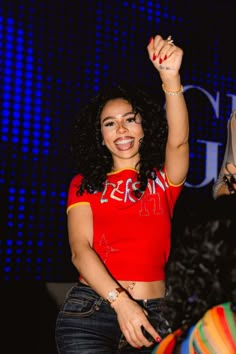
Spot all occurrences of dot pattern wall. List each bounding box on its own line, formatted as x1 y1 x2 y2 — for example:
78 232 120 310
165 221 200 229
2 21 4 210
1 0 236 281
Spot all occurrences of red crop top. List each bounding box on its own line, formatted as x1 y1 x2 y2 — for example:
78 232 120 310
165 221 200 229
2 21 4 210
67 168 183 281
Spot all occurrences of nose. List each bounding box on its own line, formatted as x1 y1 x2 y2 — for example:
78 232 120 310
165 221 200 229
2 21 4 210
116 121 128 133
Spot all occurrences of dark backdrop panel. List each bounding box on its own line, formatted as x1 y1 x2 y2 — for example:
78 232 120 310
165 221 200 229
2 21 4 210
1 0 235 281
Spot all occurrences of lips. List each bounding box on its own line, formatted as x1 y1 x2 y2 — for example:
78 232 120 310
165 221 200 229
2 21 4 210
114 137 135 151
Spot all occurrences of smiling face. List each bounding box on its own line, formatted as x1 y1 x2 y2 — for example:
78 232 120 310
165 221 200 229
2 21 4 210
100 98 144 171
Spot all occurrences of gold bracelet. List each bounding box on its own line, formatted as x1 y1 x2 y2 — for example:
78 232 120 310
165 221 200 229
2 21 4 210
162 83 184 95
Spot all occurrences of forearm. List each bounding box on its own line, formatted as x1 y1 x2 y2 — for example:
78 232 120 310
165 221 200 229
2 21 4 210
162 74 189 148
71 245 125 300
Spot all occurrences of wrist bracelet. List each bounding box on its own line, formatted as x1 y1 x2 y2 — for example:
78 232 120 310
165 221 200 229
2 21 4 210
162 83 184 95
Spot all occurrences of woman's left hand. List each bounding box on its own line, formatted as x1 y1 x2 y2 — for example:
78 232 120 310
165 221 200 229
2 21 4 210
147 34 183 78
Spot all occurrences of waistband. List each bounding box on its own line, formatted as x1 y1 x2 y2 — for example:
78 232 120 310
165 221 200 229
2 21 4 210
76 281 167 308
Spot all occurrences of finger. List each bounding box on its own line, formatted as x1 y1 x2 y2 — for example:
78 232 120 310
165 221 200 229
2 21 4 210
124 328 143 348
136 326 155 347
153 35 176 58
157 41 179 63
140 318 162 345
152 36 168 60
226 163 236 173
158 47 177 64
147 34 165 60
146 36 155 60
166 35 175 46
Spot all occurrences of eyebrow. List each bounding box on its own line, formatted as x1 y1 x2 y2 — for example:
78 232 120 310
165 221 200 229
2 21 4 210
101 111 136 123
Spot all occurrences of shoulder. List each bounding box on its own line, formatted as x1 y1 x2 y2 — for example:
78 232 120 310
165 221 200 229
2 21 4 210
159 166 185 189
69 173 84 187
153 166 183 188
67 173 84 196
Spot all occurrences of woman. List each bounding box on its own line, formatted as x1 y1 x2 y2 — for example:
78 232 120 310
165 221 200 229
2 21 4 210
55 33 189 353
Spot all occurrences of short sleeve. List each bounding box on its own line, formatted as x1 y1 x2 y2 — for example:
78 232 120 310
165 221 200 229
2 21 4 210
66 174 90 214
159 166 184 217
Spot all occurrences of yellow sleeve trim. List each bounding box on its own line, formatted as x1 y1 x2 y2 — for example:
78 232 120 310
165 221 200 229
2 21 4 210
165 172 186 187
66 201 90 214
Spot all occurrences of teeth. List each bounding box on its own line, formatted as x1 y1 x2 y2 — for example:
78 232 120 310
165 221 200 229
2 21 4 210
115 139 134 145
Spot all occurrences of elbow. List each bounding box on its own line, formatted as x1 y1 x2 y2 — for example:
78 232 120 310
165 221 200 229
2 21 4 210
70 243 92 270
178 140 189 149
71 250 80 268
169 140 189 151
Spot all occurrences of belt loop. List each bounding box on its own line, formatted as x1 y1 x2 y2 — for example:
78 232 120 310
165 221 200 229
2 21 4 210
97 296 104 306
94 296 104 311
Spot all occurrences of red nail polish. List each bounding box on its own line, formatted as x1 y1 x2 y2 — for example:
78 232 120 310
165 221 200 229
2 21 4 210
153 53 157 61
164 54 167 60
149 37 153 43
159 58 162 64
156 337 162 343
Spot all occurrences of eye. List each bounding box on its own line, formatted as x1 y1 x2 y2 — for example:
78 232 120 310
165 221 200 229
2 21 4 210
104 121 115 127
126 112 142 124
126 116 136 123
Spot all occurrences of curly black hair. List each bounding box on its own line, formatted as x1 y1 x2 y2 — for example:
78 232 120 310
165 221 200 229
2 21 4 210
165 194 236 344
71 84 168 195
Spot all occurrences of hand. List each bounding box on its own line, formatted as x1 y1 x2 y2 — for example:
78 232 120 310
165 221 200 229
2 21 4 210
224 163 236 176
223 163 236 194
112 294 161 348
147 34 183 79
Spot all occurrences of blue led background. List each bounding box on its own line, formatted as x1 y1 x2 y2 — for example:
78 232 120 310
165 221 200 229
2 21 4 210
1 0 236 282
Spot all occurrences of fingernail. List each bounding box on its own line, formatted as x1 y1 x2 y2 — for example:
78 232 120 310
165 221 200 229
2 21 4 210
149 36 153 43
156 337 162 343
159 58 162 64
152 53 157 61
164 54 167 60
136 346 141 349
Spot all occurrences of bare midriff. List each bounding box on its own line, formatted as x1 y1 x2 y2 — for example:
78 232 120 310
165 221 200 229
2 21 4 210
80 278 166 300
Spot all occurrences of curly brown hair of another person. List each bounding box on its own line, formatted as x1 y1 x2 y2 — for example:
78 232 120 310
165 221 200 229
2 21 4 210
165 196 236 343
70 84 168 195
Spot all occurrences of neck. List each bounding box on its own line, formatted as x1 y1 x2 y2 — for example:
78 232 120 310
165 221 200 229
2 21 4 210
111 165 139 172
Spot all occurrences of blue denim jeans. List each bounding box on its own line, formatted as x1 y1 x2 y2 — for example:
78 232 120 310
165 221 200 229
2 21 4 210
55 282 172 353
